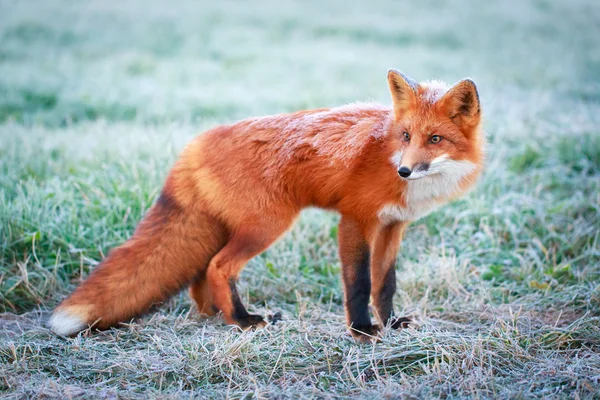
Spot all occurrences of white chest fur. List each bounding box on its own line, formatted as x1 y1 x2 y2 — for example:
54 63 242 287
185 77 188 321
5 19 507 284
378 197 439 225
378 155 476 224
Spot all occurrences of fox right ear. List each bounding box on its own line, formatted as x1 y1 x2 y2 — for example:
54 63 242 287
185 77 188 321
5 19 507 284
387 69 418 118
438 79 481 130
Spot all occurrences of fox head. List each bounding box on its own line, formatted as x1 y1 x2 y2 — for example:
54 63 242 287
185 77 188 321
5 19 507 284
386 69 484 184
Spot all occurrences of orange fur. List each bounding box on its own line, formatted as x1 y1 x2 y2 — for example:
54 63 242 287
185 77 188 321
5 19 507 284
50 69 484 340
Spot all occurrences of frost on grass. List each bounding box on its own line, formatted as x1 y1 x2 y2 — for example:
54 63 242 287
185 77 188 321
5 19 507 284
1 0 600 398
2 307 599 398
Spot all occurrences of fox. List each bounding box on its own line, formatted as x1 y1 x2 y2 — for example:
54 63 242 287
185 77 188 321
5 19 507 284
49 69 484 342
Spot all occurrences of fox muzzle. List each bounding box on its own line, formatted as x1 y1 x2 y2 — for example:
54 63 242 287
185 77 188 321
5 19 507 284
398 163 430 179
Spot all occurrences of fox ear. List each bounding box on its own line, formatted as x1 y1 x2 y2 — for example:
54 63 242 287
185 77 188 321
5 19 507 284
387 69 418 118
439 79 481 129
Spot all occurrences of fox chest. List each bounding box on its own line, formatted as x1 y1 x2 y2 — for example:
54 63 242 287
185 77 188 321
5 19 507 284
376 179 448 224
377 200 440 225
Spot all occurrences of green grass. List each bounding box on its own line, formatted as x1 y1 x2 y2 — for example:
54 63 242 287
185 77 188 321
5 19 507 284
1 0 600 398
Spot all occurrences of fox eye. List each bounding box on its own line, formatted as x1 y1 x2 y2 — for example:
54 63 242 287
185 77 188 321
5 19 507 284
403 132 410 141
430 135 442 144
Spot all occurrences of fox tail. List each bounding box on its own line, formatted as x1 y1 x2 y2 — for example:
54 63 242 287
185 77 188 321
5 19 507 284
49 190 226 336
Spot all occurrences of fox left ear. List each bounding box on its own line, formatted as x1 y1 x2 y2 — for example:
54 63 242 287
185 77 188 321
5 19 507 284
387 69 418 119
439 79 481 130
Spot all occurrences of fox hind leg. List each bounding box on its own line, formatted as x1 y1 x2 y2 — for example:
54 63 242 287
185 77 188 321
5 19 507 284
191 270 266 327
189 271 217 316
206 220 294 329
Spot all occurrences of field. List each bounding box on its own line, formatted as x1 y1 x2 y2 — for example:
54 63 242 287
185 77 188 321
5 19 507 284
1 0 599 398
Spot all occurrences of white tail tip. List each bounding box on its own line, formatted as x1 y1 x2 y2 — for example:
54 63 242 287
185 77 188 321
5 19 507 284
49 308 87 336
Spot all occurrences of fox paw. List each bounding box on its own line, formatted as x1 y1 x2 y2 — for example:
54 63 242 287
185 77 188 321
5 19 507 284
350 324 382 343
268 311 283 324
237 314 268 330
390 316 413 329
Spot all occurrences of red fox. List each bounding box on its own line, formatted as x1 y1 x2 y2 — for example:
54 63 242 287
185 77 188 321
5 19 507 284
49 69 484 342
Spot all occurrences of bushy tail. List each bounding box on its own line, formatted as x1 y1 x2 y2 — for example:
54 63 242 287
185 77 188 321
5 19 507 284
49 191 226 336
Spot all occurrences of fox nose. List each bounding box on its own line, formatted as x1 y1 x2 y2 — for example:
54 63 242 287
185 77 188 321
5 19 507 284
398 166 412 178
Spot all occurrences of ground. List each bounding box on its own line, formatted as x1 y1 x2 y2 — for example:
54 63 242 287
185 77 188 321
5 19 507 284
1 0 599 398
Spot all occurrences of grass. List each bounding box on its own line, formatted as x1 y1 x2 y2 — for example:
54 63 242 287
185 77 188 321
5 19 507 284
1 0 600 398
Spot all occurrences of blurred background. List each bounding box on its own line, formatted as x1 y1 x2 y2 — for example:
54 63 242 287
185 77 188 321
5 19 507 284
1 0 598 129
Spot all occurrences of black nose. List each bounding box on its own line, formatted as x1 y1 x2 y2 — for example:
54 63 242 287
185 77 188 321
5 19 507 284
398 166 412 178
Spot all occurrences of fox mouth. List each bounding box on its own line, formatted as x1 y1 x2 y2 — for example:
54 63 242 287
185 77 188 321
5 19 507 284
397 158 478 187
402 171 436 181
397 163 432 180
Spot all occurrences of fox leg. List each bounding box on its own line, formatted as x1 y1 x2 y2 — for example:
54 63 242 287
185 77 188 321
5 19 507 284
206 221 293 329
370 222 411 329
189 270 216 316
338 216 379 341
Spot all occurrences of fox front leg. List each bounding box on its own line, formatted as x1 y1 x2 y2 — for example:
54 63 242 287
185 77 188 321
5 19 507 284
338 217 379 342
370 222 412 329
